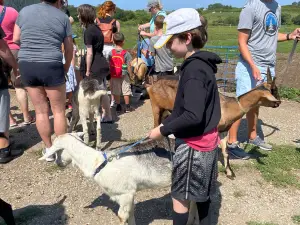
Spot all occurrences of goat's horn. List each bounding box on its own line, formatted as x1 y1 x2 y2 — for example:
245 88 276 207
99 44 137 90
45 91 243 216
267 67 272 84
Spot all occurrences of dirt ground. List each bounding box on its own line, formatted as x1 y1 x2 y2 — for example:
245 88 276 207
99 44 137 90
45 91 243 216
1 89 300 225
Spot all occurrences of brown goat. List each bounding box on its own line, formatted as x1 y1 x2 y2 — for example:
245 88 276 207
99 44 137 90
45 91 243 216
147 68 281 178
130 57 148 82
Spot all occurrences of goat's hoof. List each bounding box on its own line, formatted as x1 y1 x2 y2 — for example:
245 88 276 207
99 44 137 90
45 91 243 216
226 172 236 180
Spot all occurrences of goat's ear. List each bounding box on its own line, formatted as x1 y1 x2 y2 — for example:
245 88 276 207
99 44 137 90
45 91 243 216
38 146 62 161
267 67 272 84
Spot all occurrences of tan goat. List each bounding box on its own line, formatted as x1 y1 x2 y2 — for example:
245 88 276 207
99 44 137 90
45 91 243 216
147 68 281 178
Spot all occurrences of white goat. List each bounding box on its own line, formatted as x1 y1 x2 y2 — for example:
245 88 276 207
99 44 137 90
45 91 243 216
68 78 108 150
39 133 199 225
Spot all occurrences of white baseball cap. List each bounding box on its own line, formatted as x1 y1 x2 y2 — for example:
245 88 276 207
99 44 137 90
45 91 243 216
154 8 202 49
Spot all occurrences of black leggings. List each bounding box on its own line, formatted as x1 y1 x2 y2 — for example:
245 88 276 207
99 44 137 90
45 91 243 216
0 199 15 225
173 200 212 225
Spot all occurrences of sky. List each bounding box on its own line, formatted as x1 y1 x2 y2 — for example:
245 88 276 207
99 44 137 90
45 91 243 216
68 0 295 10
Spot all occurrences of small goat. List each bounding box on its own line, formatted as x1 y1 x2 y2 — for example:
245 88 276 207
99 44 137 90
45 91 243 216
68 77 108 150
147 68 281 178
39 133 200 225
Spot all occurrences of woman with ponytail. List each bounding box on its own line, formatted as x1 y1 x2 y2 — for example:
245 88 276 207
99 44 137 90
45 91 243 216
97 1 120 60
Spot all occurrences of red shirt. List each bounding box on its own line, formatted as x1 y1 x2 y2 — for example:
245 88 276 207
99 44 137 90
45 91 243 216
182 128 220 152
0 6 20 50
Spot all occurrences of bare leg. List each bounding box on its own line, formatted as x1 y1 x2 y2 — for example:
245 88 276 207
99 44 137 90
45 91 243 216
172 198 189 225
101 94 112 121
114 95 121 105
0 132 9 148
246 107 259 140
45 84 67 136
228 118 242 144
9 112 16 125
124 95 130 105
26 86 52 148
15 88 31 122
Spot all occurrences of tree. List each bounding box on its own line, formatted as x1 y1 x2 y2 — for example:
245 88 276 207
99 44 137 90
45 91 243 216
292 2 298 6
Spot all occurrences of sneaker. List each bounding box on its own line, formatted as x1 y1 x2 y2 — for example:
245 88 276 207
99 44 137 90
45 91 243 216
249 136 272 151
110 100 116 108
116 104 122 113
0 146 23 164
42 148 55 162
227 142 251 160
125 105 134 113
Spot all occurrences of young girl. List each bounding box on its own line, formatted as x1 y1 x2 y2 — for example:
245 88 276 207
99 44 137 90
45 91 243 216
148 8 222 225
63 34 78 109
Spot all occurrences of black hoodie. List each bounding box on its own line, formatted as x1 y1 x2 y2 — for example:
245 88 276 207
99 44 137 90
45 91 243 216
160 51 222 139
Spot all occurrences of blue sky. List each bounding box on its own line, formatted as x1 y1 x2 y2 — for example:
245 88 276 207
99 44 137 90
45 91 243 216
69 0 295 10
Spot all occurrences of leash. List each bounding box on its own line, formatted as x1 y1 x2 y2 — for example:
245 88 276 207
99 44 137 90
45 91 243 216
287 39 298 66
93 136 149 177
279 38 299 86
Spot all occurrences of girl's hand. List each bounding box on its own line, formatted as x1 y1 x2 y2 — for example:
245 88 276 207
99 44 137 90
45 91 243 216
86 71 91 77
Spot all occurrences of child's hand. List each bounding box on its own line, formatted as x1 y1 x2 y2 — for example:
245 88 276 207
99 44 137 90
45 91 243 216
140 31 147 36
149 125 163 140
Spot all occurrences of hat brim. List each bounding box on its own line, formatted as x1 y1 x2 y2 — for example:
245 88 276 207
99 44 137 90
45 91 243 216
154 34 173 49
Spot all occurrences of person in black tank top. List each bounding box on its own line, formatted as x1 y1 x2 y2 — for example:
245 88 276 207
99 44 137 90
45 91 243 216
78 4 113 122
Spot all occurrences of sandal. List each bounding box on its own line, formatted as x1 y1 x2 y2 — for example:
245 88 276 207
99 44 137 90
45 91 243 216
9 123 18 128
22 117 36 126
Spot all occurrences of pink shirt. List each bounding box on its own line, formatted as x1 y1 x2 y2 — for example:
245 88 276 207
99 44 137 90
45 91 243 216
182 128 220 152
0 6 20 50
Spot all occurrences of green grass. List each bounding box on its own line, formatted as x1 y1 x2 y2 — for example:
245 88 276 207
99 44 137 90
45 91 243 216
244 144 300 189
279 87 300 101
71 22 300 54
292 215 300 224
246 222 278 225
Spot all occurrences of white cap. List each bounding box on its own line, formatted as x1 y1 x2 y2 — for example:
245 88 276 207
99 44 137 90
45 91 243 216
154 8 202 49
147 0 161 9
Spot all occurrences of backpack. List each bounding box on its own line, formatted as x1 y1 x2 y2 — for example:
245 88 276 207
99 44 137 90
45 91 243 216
96 18 116 44
110 49 126 78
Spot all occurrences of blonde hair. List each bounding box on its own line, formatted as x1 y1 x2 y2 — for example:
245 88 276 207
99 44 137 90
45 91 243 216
98 1 116 19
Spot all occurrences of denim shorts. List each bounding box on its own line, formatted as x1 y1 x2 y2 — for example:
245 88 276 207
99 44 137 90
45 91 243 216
0 89 10 133
235 58 275 97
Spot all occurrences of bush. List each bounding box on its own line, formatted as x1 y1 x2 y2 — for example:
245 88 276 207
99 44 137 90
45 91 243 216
224 15 239 26
292 14 300 25
282 13 292 25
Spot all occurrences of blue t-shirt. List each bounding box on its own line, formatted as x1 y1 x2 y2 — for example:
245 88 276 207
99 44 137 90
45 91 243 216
149 10 167 33
140 38 154 67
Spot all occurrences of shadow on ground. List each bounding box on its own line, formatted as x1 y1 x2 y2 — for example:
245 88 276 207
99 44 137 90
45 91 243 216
85 182 222 225
0 196 67 225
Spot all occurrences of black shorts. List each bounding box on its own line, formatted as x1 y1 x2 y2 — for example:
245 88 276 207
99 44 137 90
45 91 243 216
19 61 65 87
172 138 218 202
151 70 173 76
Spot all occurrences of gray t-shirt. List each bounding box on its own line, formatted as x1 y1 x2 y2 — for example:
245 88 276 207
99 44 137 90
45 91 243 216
238 0 281 67
149 36 173 72
16 3 72 63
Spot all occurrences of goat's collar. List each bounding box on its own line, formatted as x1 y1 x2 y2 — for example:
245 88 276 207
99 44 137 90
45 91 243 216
93 152 108 177
236 98 249 114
